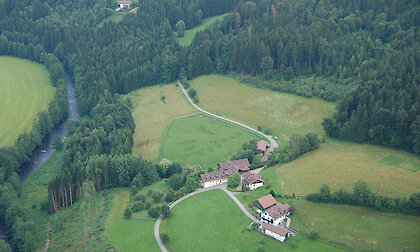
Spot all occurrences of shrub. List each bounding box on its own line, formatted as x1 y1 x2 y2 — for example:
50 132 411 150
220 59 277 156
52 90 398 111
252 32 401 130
148 206 160 218
164 193 173 203
133 193 146 202
145 201 152 209
160 204 171 219
160 233 170 244
152 192 163 202
188 88 197 98
228 173 241 188
308 230 319 240
130 201 145 212
123 208 132 218
192 96 199 103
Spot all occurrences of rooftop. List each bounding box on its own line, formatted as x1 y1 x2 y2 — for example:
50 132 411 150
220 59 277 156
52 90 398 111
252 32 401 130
263 202 290 220
257 194 277 209
218 158 250 172
262 223 290 237
257 140 268 152
242 171 264 185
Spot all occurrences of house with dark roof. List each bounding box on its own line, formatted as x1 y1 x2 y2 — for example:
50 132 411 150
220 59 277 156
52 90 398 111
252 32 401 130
199 170 230 188
260 223 291 242
261 202 290 226
217 158 250 173
242 171 264 190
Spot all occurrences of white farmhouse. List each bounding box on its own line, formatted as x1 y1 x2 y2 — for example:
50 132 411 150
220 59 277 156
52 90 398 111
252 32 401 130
199 170 231 188
261 202 290 226
242 171 264 190
260 223 291 242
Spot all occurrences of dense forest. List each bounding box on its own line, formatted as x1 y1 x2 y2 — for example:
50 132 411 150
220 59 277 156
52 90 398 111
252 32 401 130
0 0 419 250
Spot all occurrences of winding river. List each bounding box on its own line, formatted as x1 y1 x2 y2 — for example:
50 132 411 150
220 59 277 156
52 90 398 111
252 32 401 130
0 75 80 241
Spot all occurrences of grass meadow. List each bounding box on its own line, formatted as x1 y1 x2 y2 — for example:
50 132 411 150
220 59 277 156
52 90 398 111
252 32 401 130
129 83 195 161
160 189 339 251
105 187 160 252
189 75 335 144
178 13 228 46
161 114 260 169
131 180 170 218
0 56 55 147
275 139 420 197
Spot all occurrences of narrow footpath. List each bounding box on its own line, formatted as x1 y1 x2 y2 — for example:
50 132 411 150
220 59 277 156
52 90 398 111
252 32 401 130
154 184 261 252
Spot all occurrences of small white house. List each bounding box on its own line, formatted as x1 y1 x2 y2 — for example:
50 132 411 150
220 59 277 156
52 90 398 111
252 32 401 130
261 202 290 226
260 223 290 242
242 171 264 190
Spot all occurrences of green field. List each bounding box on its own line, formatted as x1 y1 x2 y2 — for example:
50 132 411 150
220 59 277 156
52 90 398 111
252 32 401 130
161 114 260 169
190 75 335 144
105 187 160 252
161 189 340 251
0 56 55 147
129 83 195 160
178 13 228 46
275 139 420 197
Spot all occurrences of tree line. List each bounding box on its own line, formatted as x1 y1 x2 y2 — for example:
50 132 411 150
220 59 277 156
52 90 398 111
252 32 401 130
0 39 68 250
307 181 420 216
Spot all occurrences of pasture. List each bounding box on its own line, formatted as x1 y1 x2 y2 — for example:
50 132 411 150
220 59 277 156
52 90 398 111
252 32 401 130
160 189 338 251
129 83 195 161
161 114 260 169
275 139 420 197
105 187 160 252
178 13 228 46
189 75 335 143
0 56 55 147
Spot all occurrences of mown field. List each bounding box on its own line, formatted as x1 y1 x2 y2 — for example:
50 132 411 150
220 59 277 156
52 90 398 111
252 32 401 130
275 139 420 197
105 187 160 252
129 83 195 161
160 189 339 251
0 56 55 147
178 13 228 46
189 75 335 143
161 114 260 169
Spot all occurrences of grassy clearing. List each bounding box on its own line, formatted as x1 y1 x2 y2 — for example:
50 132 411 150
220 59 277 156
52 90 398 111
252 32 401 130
275 139 420 197
161 114 260 169
190 74 335 144
161 189 338 251
178 13 228 46
0 56 55 147
131 181 170 218
129 83 195 161
105 187 160 252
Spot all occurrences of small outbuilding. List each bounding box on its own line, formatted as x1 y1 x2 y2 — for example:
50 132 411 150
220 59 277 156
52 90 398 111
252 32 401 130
255 194 277 210
260 223 291 242
257 140 269 154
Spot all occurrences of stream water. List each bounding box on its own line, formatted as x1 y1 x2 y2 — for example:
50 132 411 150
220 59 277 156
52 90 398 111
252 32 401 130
0 75 80 242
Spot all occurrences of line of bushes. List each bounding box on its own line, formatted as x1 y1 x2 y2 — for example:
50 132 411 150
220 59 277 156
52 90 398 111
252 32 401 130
306 180 420 216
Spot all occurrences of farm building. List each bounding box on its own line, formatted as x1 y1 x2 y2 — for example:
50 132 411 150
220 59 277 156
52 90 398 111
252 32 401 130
254 194 277 212
256 140 269 154
261 202 291 226
199 170 230 188
242 171 264 190
259 223 291 242
117 0 133 9
217 158 250 173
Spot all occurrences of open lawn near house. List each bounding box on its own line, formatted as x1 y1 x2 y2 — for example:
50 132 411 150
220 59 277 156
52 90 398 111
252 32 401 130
189 75 335 144
0 56 56 147
105 187 160 252
131 180 170 218
178 13 228 46
275 139 420 197
160 189 339 251
161 114 260 169
129 83 195 161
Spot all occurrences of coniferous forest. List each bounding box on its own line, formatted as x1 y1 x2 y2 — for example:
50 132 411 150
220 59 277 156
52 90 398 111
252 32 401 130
0 0 418 250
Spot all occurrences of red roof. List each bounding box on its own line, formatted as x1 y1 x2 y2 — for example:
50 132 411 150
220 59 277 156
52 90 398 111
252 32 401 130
262 223 290 237
257 140 268 152
257 194 277 209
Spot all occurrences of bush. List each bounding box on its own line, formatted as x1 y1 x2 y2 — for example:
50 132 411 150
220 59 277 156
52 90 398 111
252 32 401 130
130 201 145 212
308 230 319 240
133 193 146 202
145 201 152 209
160 204 171 219
152 192 163 202
228 173 241 188
188 88 197 98
160 233 170 244
123 208 132 218
148 206 160 218
192 96 199 103
164 193 173 203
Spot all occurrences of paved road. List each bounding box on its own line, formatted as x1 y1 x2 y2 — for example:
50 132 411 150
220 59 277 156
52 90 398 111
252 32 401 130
154 184 261 251
177 80 279 153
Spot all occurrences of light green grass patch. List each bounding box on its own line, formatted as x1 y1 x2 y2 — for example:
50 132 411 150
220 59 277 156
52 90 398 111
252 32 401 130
129 83 196 161
131 181 170 218
161 114 260 169
0 56 55 147
161 189 338 251
105 187 160 252
178 13 228 46
276 139 420 197
379 152 420 172
190 74 335 144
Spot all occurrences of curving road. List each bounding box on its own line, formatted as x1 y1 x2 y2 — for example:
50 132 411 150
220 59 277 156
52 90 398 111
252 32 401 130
177 80 279 152
154 184 261 252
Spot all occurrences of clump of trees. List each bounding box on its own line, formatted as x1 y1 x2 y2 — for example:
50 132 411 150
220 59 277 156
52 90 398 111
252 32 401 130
231 139 264 169
228 173 241 188
307 181 420 216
